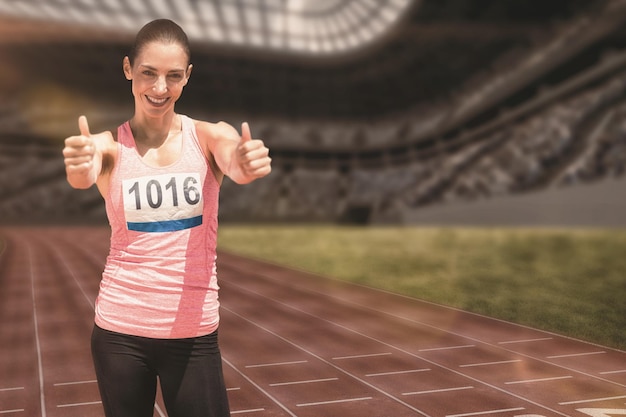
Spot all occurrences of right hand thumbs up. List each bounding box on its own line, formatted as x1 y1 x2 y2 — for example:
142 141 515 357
63 115 96 175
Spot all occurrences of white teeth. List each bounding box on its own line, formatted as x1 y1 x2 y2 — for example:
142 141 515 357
147 96 167 104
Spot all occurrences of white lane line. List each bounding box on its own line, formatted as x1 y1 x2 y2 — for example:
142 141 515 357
230 409 265 415
0 387 24 392
270 378 338 387
53 380 97 386
547 351 606 359
332 352 391 360
459 359 522 368
577 408 626 416
26 243 47 417
57 401 102 408
419 345 475 352
221 260 621 395
49 244 95 309
447 407 525 417
559 395 626 405
403 386 474 396
498 337 553 345
0 409 25 414
221 279 572 417
223 357 298 417
245 360 307 368
296 396 372 407
505 375 572 385
222 307 432 417
367 368 430 377
600 369 626 375
154 403 167 417
227 387 241 391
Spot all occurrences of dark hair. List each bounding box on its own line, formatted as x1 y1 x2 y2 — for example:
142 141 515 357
128 19 191 66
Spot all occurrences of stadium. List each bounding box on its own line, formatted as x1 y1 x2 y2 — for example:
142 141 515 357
1 1 625 416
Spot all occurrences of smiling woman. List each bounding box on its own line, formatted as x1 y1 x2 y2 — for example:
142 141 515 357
60 18 272 417
121 18 192 124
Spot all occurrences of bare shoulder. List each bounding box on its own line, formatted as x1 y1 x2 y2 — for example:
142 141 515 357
94 129 116 147
93 130 117 156
193 119 240 143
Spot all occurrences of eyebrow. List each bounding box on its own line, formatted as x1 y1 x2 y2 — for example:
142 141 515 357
138 64 186 73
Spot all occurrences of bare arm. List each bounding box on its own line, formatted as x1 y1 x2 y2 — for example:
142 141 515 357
196 120 271 184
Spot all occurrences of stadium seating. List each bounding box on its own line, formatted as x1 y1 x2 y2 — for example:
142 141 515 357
2 0 626 225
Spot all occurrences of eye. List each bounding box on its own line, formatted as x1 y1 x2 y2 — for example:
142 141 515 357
142 70 156 77
168 73 184 81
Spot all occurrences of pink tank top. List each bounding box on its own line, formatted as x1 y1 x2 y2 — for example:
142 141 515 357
95 115 221 339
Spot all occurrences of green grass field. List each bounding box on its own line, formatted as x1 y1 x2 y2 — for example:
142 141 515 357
218 225 626 351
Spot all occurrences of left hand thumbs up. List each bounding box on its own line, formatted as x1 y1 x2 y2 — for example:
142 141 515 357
236 122 272 181
240 122 252 143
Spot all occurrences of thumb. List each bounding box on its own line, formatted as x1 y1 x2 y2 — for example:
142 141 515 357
240 122 252 143
78 115 91 137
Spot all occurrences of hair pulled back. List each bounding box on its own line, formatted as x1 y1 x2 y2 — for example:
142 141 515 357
128 19 191 66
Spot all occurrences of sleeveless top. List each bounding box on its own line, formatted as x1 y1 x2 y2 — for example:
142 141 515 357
95 115 221 339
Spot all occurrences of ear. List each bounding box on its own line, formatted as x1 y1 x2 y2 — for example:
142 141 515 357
123 56 133 80
183 63 193 86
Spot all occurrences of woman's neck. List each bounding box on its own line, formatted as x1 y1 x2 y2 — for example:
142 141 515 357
130 112 181 147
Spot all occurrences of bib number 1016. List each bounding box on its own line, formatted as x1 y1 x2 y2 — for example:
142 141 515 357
124 174 201 211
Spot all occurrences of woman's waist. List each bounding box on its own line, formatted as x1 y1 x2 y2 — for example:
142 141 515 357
104 255 217 290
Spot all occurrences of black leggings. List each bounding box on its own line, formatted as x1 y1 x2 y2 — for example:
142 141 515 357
91 325 230 417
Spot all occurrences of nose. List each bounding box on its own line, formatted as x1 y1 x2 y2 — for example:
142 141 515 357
153 75 167 94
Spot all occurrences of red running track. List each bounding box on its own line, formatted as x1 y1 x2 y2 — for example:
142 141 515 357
1 226 625 417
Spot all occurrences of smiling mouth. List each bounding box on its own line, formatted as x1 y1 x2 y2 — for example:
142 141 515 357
146 95 169 106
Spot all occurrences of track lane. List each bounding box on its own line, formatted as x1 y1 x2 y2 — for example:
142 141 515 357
216 251 626 417
0 227 167 417
3 229 104 417
0 233 42 416
1 226 625 417
218 265 556 417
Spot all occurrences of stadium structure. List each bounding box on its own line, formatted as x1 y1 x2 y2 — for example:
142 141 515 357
1 0 626 226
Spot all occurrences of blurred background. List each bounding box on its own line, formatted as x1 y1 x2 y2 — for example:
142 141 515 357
1 0 626 227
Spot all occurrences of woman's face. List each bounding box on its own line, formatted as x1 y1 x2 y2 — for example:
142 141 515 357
123 41 192 119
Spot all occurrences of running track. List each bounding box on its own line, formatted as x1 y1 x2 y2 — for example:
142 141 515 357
1 226 625 417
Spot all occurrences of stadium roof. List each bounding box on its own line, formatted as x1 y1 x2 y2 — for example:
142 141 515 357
0 0 415 55
0 0 620 138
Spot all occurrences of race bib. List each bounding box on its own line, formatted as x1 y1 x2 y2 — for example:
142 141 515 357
122 173 203 232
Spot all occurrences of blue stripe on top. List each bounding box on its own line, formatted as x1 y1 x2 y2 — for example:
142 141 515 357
127 215 203 233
